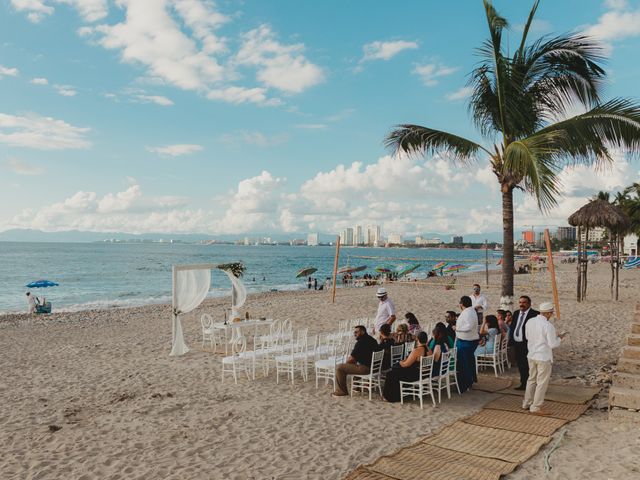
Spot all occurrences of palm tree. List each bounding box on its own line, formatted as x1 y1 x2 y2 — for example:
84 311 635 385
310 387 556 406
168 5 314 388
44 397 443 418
385 0 640 307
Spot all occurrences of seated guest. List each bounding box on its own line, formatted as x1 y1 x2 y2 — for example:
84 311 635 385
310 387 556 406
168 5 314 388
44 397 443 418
377 323 396 369
393 323 414 344
429 324 450 377
429 322 455 350
383 331 430 402
496 309 509 336
332 326 379 398
405 312 423 336
475 315 500 356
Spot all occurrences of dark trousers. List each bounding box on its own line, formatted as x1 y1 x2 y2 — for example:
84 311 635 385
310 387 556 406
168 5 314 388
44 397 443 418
456 339 479 393
514 342 529 387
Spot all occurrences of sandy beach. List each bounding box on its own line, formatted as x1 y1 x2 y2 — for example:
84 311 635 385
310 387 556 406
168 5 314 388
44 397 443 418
1 262 639 479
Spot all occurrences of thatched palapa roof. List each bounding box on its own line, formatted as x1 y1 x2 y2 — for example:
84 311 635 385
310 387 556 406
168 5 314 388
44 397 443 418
568 199 631 232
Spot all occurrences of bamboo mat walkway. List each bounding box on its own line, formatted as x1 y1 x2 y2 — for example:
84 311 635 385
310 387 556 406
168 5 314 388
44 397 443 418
343 381 599 480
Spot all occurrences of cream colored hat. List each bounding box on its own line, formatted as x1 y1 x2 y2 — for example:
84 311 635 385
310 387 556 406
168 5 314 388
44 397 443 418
539 302 554 313
376 287 387 297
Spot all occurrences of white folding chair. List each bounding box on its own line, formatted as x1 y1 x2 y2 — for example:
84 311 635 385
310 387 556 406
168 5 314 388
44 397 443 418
400 355 436 409
476 334 502 377
390 344 404 366
447 347 461 395
350 350 384 400
314 344 347 390
404 341 415 359
201 313 219 350
431 351 452 403
221 336 250 384
498 334 510 371
275 333 308 385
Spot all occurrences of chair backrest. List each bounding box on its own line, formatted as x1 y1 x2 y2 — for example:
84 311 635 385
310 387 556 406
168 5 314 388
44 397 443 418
419 355 434 381
492 334 502 355
390 344 404 365
448 347 457 372
500 334 509 352
338 320 348 333
296 327 309 344
404 341 415 358
201 313 213 329
438 351 451 377
370 350 385 375
231 335 246 356
281 319 292 334
269 319 282 336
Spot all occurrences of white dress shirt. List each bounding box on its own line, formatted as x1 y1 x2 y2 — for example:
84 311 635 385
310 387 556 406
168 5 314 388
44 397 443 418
513 308 530 342
525 315 562 362
456 306 480 341
471 293 488 314
374 298 395 333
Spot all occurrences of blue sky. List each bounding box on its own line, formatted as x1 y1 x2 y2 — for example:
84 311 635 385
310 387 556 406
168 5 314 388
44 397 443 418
1 0 639 237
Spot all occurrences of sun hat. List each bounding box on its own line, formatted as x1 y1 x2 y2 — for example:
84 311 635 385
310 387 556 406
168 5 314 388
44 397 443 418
376 287 387 297
539 302 554 313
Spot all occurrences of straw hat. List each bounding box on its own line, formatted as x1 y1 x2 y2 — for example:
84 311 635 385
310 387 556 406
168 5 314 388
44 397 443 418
539 302 554 313
376 287 387 297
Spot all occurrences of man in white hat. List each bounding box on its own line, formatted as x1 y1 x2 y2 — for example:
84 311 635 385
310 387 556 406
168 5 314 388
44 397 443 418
523 302 565 415
373 287 396 334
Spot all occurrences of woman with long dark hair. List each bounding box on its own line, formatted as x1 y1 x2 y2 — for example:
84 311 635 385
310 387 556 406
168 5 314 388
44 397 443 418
382 331 429 402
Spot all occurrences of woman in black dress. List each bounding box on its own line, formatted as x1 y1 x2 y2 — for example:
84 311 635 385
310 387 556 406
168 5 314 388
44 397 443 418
383 331 429 402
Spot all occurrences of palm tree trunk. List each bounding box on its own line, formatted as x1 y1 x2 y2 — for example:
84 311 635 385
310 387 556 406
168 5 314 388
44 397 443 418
501 185 515 308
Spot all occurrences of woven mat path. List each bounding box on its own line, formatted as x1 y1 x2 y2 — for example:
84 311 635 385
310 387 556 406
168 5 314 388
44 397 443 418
472 375 513 393
343 383 598 479
497 383 600 405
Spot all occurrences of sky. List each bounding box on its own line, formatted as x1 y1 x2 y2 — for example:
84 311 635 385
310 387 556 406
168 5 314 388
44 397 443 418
0 0 639 237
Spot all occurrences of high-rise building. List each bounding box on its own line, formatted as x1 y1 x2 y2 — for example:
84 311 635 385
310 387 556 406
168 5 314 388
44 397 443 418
388 233 402 245
451 235 463 245
415 235 426 246
367 225 381 247
522 230 535 244
556 226 576 241
536 232 545 248
307 233 319 246
341 228 354 246
354 225 364 246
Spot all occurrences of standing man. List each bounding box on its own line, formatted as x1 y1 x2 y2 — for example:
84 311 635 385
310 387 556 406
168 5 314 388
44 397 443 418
510 295 539 390
373 287 396 335
471 284 488 323
332 325 379 397
523 302 564 415
455 296 480 392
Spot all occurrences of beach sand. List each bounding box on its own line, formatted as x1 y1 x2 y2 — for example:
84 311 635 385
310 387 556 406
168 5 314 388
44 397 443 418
1 262 639 479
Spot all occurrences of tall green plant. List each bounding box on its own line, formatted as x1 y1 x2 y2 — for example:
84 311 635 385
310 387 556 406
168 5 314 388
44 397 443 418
386 0 640 306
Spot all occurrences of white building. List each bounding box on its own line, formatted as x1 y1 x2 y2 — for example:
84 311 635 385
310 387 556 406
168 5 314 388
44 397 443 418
367 225 381 247
388 233 402 245
624 234 638 257
307 233 319 246
354 225 364 246
579 226 606 243
340 227 354 246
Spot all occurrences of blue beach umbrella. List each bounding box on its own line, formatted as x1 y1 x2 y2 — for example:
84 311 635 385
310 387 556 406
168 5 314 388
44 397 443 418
25 279 59 288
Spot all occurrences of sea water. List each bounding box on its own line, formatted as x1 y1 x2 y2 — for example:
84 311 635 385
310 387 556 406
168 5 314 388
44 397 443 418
0 242 493 314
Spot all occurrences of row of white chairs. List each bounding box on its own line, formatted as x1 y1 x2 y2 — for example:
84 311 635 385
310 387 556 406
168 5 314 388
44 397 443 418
476 334 510 377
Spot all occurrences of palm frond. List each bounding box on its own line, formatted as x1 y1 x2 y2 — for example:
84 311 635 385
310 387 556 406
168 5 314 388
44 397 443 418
385 125 490 163
516 0 541 59
538 98 640 164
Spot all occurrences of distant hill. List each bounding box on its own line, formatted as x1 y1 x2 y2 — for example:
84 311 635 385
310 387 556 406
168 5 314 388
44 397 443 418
0 228 504 244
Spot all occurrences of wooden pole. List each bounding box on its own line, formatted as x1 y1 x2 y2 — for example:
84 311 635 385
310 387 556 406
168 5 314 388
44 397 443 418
576 226 582 302
485 239 489 287
331 236 341 303
544 229 561 320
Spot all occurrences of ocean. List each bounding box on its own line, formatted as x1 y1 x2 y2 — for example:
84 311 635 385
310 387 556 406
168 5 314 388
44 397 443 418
0 242 493 314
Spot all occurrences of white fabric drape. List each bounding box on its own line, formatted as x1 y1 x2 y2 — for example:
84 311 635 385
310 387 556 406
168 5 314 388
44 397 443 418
223 269 246 319
170 268 211 356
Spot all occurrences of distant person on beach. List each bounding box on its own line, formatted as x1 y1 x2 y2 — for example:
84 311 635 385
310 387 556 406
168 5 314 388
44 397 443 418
307 276 312 289
523 302 565 415
26 292 37 313
373 288 396 334
455 296 479 392
445 311 457 340
404 312 422 336
332 325 378 398
314 278 318 290
471 284 488 323
510 295 539 390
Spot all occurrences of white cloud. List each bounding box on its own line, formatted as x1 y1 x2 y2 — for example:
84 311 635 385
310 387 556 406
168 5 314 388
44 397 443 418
97 185 141 213
413 62 458 86
0 112 91 150
0 65 19 78
605 0 628 9
361 40 418 62
135 94 174 106
235 25 324 93
10 0 108 23
446 86 473 101
145 144 203 156
218 131 289 148
206 86 281 106
584 4 640 46
31 77 49 85
295 123 326 129
4 158 45 175
54 84 77 97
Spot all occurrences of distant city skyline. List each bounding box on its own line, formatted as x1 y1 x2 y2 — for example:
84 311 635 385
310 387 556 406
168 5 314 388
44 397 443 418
1 1 639 235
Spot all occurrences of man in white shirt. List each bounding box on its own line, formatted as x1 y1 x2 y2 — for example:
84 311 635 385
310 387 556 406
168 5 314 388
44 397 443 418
373 288 396 334
455 296 480 392
470 284 488 323
523 302 565 415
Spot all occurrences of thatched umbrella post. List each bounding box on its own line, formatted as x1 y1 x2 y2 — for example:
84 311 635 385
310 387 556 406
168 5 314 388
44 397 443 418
569 199 630 302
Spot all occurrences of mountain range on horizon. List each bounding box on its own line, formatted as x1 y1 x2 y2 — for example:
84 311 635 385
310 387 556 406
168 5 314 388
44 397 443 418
0 228 508 244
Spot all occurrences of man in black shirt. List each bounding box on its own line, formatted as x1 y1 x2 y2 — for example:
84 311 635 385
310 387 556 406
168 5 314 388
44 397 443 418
333 325 378 397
